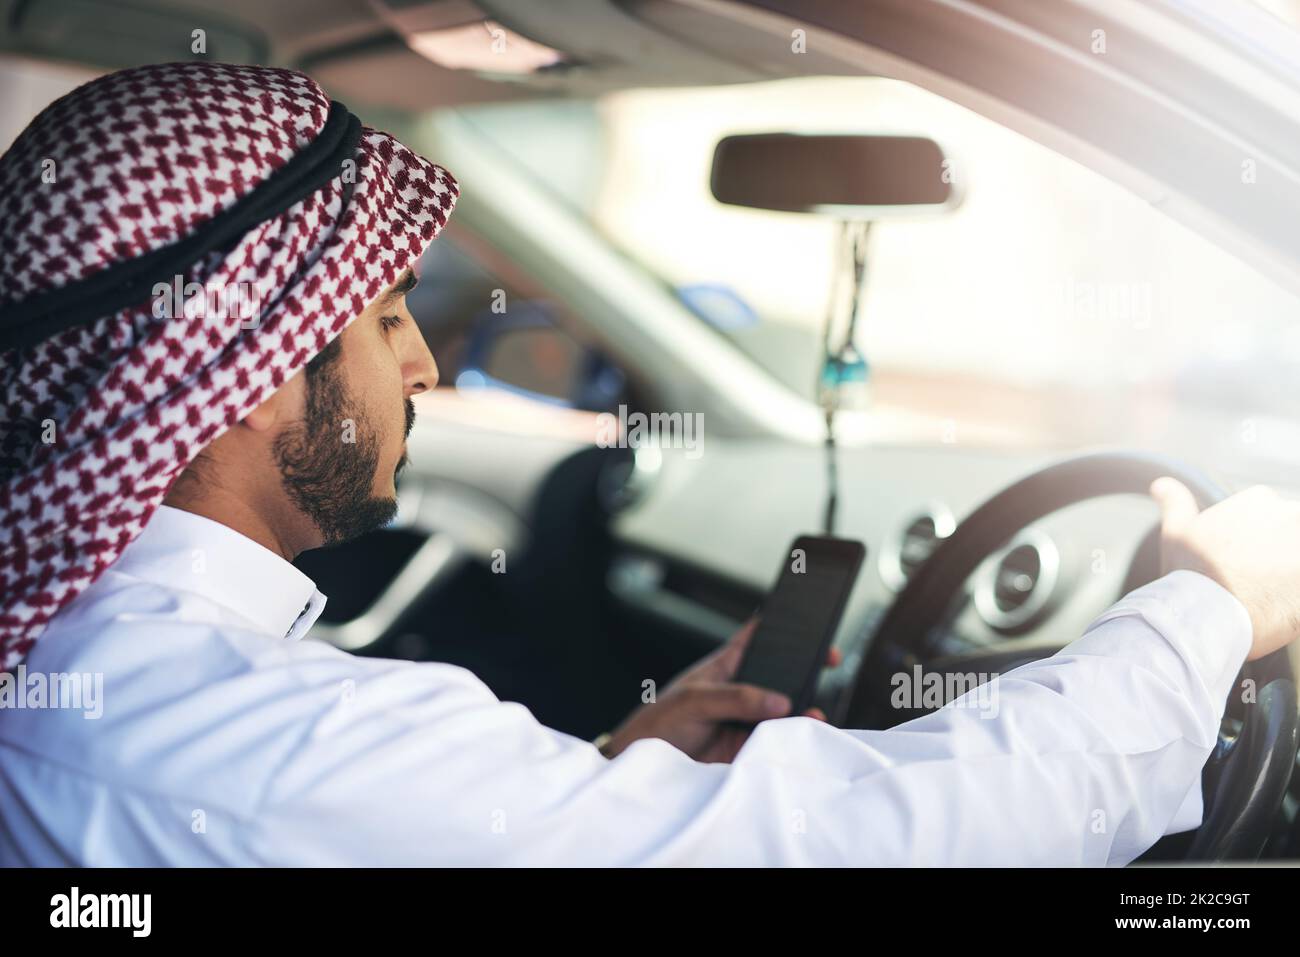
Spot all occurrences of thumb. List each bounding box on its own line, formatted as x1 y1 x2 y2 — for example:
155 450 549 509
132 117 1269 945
714 617 759 677
1150 476 1199 536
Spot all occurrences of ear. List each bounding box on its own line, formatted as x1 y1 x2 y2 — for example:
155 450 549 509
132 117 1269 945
241 372 301 433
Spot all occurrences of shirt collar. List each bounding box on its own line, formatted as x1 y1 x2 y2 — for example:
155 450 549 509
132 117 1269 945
114 505 328 641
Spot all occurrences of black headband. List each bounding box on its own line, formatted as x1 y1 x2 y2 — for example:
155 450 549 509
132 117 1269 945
0 99 362 352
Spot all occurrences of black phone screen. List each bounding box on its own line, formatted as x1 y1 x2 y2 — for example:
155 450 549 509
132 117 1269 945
733 535 866 715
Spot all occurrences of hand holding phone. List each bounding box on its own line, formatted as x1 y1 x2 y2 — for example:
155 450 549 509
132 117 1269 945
734 534 866 716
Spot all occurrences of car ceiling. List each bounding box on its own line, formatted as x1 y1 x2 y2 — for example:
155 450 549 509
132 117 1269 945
0 0 859 111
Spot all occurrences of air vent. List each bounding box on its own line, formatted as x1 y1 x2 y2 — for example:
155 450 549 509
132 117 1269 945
879 505 956 591
974 529 1060 631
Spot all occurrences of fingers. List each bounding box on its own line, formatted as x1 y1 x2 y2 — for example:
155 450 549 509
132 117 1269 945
729 617 759 654
1150 476 1199 536
684 682 791 723
826 647 842 668
708 617 760 681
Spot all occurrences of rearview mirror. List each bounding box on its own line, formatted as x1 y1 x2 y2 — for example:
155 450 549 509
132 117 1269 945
710 133 957 217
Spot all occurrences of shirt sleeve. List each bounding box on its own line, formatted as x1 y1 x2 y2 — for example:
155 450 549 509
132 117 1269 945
245 569 1251 866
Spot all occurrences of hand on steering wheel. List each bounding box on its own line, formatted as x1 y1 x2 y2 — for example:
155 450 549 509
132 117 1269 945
839 451 1298 862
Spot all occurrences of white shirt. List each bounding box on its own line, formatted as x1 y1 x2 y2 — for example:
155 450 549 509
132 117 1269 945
0 505 1251 866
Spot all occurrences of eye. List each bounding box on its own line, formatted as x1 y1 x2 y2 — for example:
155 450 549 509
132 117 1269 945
379 314 404 332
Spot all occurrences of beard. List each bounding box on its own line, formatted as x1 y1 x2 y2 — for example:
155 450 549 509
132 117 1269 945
273 345 416 547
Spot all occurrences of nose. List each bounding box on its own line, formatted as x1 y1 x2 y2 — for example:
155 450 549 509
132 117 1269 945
400 321 439 396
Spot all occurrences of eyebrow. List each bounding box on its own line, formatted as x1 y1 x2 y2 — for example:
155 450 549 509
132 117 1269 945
375 267 418 313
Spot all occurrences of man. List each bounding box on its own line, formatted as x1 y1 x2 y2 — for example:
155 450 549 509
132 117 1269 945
2 62 1300 866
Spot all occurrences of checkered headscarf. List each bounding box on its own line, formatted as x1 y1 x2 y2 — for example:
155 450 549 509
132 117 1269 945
0 62 458 668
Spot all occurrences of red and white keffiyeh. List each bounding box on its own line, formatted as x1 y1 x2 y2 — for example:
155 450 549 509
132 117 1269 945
0 62 458 669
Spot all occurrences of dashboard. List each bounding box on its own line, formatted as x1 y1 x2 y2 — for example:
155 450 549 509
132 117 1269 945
606 439 1182 714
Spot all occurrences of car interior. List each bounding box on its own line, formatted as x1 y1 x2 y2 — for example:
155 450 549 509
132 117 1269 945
5 0 1300 864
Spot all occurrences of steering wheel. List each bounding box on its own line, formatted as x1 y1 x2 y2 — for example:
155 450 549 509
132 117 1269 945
840 451 1298 861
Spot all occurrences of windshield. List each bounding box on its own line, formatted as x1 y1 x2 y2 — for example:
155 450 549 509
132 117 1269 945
447 76 1300 463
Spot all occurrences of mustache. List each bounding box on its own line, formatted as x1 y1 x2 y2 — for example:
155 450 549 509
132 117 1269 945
396 397 416 478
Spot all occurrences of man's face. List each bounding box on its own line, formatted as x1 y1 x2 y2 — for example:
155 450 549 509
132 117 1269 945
272 268 438 546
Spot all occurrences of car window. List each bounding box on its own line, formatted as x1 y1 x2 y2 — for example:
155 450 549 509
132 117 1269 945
448 76 1300 465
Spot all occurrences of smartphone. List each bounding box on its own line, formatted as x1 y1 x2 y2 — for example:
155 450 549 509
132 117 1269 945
734 534 866 716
